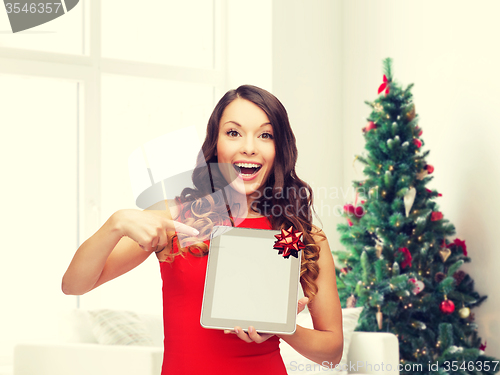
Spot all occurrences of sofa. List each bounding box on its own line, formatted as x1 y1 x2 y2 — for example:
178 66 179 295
14 308 399 375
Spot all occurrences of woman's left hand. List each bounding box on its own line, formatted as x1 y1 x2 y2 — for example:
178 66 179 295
224 297 309 343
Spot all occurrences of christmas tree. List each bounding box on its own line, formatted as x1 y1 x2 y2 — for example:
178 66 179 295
334 58 499 375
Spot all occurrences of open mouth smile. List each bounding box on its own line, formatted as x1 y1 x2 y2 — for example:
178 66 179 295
233 162 262 178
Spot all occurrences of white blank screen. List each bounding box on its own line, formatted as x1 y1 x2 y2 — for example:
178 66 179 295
211 234 292 323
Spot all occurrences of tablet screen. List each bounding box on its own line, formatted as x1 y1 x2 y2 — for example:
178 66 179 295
201 226 301 334
211 234 291 323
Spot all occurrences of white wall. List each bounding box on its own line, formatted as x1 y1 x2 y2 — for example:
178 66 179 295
342 0 500 356
272 0 345 246
226 0 272 91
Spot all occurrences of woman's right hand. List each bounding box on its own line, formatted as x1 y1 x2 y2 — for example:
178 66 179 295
113 208 199 253
62 206 200 295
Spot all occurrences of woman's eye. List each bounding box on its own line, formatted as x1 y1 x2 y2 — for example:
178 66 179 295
226 130 240 137
261 132 274 140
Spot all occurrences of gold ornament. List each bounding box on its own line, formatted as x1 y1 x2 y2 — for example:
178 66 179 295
374 102 384 113
406 104 416 121
375 244 383 258
376 306 383 330
439 247 451 262
459 307 470 319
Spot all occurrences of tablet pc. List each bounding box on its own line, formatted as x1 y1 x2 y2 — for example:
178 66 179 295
200 226 302 335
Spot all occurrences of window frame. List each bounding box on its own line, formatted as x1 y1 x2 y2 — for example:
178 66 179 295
0 0 228 309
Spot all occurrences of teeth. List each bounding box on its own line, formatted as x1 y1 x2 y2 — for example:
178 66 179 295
234 162 261 168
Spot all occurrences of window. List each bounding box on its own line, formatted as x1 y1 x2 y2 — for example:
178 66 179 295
0 73 80 359
102 1 214 69
0 0 225 367
0 0 88 55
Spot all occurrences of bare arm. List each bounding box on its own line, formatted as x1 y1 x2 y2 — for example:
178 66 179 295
61 203 195 295
61 212 149 295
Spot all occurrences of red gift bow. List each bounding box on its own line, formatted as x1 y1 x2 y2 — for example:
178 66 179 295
273 226 306 259
378 75 390 95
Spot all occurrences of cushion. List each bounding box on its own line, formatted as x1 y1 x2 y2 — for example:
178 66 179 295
87 309 155 346
136 312 164 347
279 307 363 375
58 309 98 344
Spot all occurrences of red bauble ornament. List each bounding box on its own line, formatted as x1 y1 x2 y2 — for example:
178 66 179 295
344 204 355 215
344 204 365 218
413 139 422 148
431 211 443 221
354 206 364 218
425 164 434 174
440 299 455 314
363 121 377 133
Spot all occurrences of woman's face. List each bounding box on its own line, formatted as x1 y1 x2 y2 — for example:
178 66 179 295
216 98 276 198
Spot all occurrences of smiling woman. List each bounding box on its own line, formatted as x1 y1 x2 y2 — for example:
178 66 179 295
160 85 343 373
62 85 343 375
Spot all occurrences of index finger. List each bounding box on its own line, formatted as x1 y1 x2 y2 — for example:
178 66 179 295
173 221 199 237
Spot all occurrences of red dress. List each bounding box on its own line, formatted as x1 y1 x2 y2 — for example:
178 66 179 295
159 216 287 375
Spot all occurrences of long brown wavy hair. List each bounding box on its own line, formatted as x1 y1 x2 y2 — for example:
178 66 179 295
166 85 326 301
